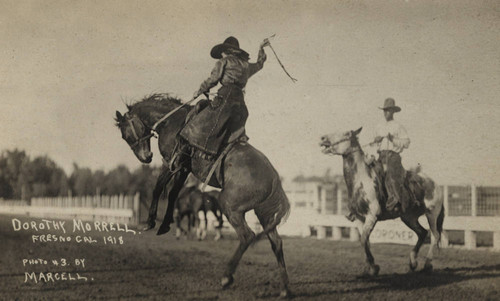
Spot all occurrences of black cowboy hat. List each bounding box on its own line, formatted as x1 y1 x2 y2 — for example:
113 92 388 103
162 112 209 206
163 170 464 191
379 98 401 112
210 36 249 59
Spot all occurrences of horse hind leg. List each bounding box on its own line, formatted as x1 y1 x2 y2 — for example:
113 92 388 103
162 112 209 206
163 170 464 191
194 211 203 241
200 210 208 240
424 203 444 272
175 212 183 240
401 214 428 271
214 209 223 241
221 212 255 289
255 209 290 298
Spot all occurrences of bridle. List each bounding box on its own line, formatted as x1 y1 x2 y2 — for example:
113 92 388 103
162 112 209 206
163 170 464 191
324 132 370 156
126 116 155 149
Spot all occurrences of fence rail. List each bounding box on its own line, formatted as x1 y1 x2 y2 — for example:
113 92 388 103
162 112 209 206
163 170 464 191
0 193 140 225
286 183 500 251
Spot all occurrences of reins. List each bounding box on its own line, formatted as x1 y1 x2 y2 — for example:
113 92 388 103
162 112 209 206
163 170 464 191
326 137 376 156
151 97 197 132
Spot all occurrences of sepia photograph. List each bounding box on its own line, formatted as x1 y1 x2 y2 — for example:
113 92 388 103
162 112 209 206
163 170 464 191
1 1 499 300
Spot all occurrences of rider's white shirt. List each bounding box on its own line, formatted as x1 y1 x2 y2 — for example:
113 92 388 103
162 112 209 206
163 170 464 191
375 120 410 153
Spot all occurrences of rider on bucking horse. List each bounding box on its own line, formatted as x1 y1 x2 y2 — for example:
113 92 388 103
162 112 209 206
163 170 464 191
170 36 270 170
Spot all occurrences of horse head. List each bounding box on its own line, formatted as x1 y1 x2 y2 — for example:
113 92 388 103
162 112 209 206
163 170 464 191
115 110 153 163
320 127 363 156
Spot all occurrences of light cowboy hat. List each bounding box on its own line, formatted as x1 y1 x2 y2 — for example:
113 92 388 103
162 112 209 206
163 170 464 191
379 98 401 112
210 36 249 59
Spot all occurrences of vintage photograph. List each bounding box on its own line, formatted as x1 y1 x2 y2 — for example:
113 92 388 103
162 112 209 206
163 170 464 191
1 1 499 300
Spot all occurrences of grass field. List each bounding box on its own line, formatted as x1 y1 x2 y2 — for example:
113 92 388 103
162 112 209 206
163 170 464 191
1 214 499 300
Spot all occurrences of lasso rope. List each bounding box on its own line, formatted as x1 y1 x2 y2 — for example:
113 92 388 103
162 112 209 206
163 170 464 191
267 34 297 83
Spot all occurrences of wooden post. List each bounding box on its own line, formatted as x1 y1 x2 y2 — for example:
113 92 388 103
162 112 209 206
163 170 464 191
464 230 476 249
317 226 326 239
493 231 500 251
301 224 310 238
440 231 449 248
337 185 343 215
350 227 359 242
119 194 124 209
332 226 342 241
471 184 477 217
133 192 140 225
320 185 327 215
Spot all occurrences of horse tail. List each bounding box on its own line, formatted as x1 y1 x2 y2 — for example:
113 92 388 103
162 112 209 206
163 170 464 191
252 177 291 245
436 203 445 248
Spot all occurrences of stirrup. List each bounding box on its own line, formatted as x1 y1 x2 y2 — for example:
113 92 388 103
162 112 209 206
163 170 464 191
168 152 179 172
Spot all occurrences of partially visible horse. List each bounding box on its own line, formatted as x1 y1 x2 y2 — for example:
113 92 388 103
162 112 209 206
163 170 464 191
174 185 205 240
115 94 291 297
203 190 224 241
174 185 224 241
320 127 444 275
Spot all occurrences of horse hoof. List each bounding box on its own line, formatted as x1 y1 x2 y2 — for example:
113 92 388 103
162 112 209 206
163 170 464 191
360 264 379 277
221 275 234 289
142 221 156 231
156 224 171 235
409 260 418 272
279 288 292 299
367 264 380 276
422 262 433 273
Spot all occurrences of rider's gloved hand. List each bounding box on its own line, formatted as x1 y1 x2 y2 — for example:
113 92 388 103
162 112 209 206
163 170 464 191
373 136 384 144
260 38 270 49
193 90 202 99
195 99 209 112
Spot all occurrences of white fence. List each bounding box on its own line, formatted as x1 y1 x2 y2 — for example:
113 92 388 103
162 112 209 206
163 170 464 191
0 193 140 225
285 183 500 251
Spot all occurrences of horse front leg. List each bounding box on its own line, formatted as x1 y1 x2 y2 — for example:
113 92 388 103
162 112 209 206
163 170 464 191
144 168 172 231
157 170 189 235
355 215 379 276
214 208 223 241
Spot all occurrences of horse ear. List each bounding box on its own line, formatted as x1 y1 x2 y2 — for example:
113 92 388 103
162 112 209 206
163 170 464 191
115 111 123 122
352 127 363 136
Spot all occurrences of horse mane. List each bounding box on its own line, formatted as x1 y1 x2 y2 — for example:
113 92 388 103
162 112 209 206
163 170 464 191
127 93 183 113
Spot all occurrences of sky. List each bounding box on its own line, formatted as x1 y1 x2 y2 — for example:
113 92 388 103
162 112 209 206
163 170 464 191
1 0 499 186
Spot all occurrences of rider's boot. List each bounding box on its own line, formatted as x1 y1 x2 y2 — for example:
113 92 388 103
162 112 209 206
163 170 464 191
169 140 191 171
386 195 399 212
345 211 356 222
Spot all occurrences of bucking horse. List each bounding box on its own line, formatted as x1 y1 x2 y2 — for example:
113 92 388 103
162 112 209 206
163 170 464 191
320 127 444 275
115 94 291 297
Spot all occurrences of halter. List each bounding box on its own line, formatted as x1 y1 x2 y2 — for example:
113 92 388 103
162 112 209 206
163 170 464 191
126 116 154 149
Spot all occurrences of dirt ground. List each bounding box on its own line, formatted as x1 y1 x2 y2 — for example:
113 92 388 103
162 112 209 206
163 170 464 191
1 214 499 301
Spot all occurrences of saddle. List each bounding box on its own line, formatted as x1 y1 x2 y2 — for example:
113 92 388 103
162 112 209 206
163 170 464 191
170 100 248 190
366 156 425 211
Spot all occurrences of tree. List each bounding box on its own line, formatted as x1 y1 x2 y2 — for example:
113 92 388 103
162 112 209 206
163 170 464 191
69 163 94 196
0 149 30 199
103 165 133 195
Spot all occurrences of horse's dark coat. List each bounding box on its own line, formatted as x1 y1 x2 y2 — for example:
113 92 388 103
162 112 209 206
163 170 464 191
115 94 291 296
